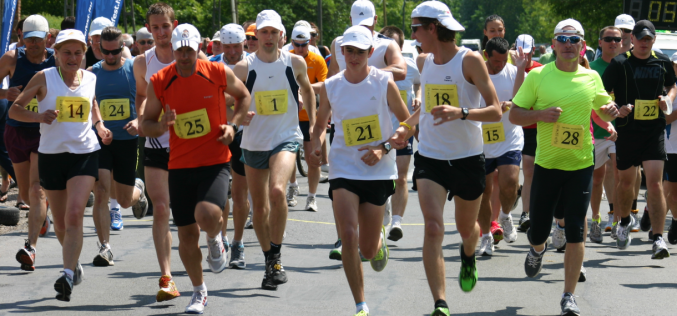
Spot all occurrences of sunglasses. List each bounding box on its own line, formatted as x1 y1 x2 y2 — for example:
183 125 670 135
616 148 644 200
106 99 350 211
411 24 422 33
293 41 309 47
138 40 154 45
310 33 318 37
100 45 123 56
554 35 582 44
621 28 632 33
246 35 258 41
602 36 622 43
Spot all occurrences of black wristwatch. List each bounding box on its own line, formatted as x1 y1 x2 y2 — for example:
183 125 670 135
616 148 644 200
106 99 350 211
230 124 238 132
461 107 469 120
381 142 392 154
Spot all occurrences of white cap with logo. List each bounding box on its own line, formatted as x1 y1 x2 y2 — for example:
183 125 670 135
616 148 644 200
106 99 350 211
291 26 311 42
615 14 635 30
554 18 584 36
211 31 221 42
351 0 376 26
90 17 114 36
55 29 87 46
23 15 49 38
341 25 373 50
136 27 152 40
411 1 465 32
171 24 201 51
220 24 246 44
516 34 535 53
256 10 285 32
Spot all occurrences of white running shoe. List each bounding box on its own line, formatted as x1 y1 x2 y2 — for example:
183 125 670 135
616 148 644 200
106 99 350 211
604 212 614 232
206 233 227 273
500 213 517 243
286 185 298 207
552 225 566 251
185 290 208 314
245 209 254 229
305 196 318 212
383 196 392 226
616 217 633 250
477 234 494 256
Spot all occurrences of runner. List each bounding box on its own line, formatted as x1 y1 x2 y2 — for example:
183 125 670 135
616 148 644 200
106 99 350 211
0 14 54 272
509 19 618 315
141 23 251 313
10 29 112 301
135 27 155 56
210 31 223 57
602 20 676 258
232 9 316 290
308 25 410 316
476 36 527 256
281 21 322 56
481 15 511 64
244 23 259 54
391 2 501 314
88 26 149 267
83 17 132 69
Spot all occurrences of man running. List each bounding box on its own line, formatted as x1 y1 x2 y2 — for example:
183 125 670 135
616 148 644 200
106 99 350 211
83 17 132 69
232 9 316 290
135 27 155 56
245 24 259 54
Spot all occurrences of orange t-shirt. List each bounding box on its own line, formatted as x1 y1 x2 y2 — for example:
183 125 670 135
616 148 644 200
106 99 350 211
151 59 231 169
290 50 327 122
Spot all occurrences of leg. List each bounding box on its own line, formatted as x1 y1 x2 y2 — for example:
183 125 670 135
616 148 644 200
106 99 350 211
522 155 535 214
305 141 321 196
332 189 363 303
490 171 500 220
477 173 494 235
93 169 112 244
27 154 47 247
455 196 482 259
221 199 230 235
418 179 449 302
616 166 639 219
146 167 172 276
561 167 593 294
113 181 140 209
603 156 616 206
177 224 203 286
392 155 411 218
591 165 606 220
497 164 520 215
268 151 296 245
53 176 96 271
246 166 272 251
644 160 667 235
231 171 249 241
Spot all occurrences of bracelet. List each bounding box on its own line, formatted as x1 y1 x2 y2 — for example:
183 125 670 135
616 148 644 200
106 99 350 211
399 122 412 130
94 120 102 127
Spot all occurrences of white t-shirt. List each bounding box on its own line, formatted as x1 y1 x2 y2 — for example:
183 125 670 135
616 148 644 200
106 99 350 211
481 63 525 158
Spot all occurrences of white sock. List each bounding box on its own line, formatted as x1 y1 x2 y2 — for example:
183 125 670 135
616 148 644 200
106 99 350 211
482 233 491 238
499 212 510 219
208 232 221 243
110 199 120 210
392 215 402 224
356 302 369 313
63 269 74 279
290 181 298 187
308 192 316 198
194 283 207 292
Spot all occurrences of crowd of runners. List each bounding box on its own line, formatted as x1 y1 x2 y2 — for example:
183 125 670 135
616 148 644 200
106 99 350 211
2 0 676 315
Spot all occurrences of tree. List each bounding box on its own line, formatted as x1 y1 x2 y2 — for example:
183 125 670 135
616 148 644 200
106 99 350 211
547 0 623 49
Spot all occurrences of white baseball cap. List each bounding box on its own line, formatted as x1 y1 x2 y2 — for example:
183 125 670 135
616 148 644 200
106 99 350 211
291 26 311 42
136 27 152 40
171 24 201 51
671 52 677 64
55 29 87 46
341 25 373 50
411 1 465 32
211 31 221 42
23 15 49 38
256 10 284 32
615 14 635 30
516 34 535 53
351 0 376 27
220 24 246 44
554 18 584 36
294 20 312 29
90 17 113 36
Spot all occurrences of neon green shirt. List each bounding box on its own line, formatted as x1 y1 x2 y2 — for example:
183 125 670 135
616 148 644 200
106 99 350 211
513 62 612 171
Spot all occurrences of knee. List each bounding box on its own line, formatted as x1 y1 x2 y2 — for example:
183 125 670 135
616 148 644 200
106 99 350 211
94 183 108 198
647 181 663 193
64 210 83 228
457 222 477 240
178 228 200 245
269 186 286 203
395 176 407 188
339 226 358 246
29 182 44 200
424 220 445 241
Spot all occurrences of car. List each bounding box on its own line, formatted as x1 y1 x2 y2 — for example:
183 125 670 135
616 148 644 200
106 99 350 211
655 32 677 58
402 39 419 60
461 39 481 52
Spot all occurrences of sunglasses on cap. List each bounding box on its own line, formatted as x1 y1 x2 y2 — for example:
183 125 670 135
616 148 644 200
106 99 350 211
411 24 422 33
554 35 582 44
602 36 622 43
100 45 123 56
293 41 309 47
246 35 258 41
138 39 154 45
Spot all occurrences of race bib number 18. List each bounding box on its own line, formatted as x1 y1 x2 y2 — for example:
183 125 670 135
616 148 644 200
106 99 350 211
342 114 382 147
173 108 211 139
551 122 584 150
634 99 659 121
424 84 459 113
56 96 90 122
25 99 38 113
255 90 288 115
100 99 131 121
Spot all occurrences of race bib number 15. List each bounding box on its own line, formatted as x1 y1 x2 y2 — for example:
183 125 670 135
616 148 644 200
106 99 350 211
56 96 90 122
482 122 505 144
424 84 459 113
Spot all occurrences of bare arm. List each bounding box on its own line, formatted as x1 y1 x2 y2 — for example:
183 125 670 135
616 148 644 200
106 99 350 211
292 55 316 129
0 50 18 100
223 65 251 126
309 83 331 167
327 38 340 78
512 47 528 97
9 72 47 123
133 54 148 124
140 81 175 138
386 79 410 123
462 52 501 122
381 40 406 81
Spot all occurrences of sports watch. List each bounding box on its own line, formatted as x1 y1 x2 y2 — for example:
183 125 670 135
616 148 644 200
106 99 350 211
461 107 469 120
381 142 392 154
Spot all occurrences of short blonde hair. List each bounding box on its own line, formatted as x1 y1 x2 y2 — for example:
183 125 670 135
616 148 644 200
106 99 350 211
54 39 87 52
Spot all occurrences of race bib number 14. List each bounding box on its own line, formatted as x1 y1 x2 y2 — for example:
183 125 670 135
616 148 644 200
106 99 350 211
56 96 90 122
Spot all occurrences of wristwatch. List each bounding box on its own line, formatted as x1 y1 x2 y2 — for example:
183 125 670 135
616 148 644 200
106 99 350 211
230 124 238 132
461 107 469 120
381 142 392 154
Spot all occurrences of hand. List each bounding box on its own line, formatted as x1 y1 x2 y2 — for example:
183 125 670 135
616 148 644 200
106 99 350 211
501 101 512 113
617 104 633 118
358 144 385 166
539 107 562 123
659 95 671 112
123 119 138 136
97 125 113 145
38 109 58 124
604 125 618 142
599 103 619 118
390 126 410 149
412 98 421 111
308 145 323 168
241 111 255 126
513 47 528 70
160 104 176 131
430 105 462 125
217 124 235 145
7 85 23 102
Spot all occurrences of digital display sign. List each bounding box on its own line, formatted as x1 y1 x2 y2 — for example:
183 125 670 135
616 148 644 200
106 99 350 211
625 0 677 30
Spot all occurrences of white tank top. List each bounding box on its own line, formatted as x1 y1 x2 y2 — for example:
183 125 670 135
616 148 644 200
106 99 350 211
481 63 524 158
39 67 100 154
391 57 420 132
418 48 483 160
325 67 397 180
240 51 303 151
334 32 391 72
144 47 171 149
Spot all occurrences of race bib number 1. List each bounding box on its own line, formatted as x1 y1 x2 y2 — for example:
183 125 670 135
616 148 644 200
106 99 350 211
173 108 211 139
482 122 505 144
56 96 90 122
100 99 131 121
342 114 382 147
424 84 459 113
25 99 38 113
551 122 584 150
255 90 288 115
634 99 659 121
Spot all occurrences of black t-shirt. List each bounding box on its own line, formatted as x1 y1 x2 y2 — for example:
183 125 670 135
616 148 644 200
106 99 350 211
603 50 676 135
85 46 101 69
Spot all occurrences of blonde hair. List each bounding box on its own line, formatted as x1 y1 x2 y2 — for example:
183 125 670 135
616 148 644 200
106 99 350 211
54 39 87 52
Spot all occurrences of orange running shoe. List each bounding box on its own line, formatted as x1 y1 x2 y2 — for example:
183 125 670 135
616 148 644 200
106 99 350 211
39 216 51 237
15 239 35 271
157 275 180 302
490 221 504 245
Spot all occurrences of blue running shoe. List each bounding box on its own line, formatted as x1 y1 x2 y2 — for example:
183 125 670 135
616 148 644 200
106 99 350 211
110 208 123 231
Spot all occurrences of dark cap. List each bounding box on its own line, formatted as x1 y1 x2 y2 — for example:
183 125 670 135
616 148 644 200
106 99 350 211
632 20 656 39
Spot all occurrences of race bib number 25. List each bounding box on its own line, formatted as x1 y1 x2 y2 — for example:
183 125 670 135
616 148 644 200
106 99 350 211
56 96 90 122
173 108 211 139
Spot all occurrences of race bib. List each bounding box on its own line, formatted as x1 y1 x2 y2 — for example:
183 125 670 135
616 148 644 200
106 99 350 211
100 99 131 121
399 90 407 103
634 99 659 121
25 98 38 113
482 122 505 144
424 84 459 113
342 114 382 147
56 96 90 122
173 108 211 139
551 122 584 150
255 90 288 115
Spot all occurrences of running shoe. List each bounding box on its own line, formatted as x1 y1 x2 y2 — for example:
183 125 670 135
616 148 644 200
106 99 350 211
354 310 369 316
383 196 392 226
640 207 651 232
305 196 318 212
560 292 581 316
54 272 73 302
578 265 586 282
652 236 670 259
630 209 641 232
93 242 115 266
206 233 227 273
131 178 148 219
185 290 208 314
86 191 95 207
604 211 614 232
110 208 123 231
616 217 633 250
477 234 494 256
261 269 277 291
370 226 389 272
39 216 51 237
73 261 84 286
16 239 36 271
500 214 517 243
490 221 503 244
230 243 246 269
668 219 677 245
458 244 478 292
518 212 530 232
589 217 603 243
329 239 342 260
511 184 522 210
610 222 618 240
157 275 180 302
321 164 330 173
388 221 403 241
269 253 288 284
430 307 450 316
525 243 547 278
319 176 329 184
222 235 230 256
286 185 298 207
552 225 567 252
245 209 254 229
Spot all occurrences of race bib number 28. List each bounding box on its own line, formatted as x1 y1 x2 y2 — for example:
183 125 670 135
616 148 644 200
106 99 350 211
551 122 584 150
56 96 90 122
424 84 459 113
